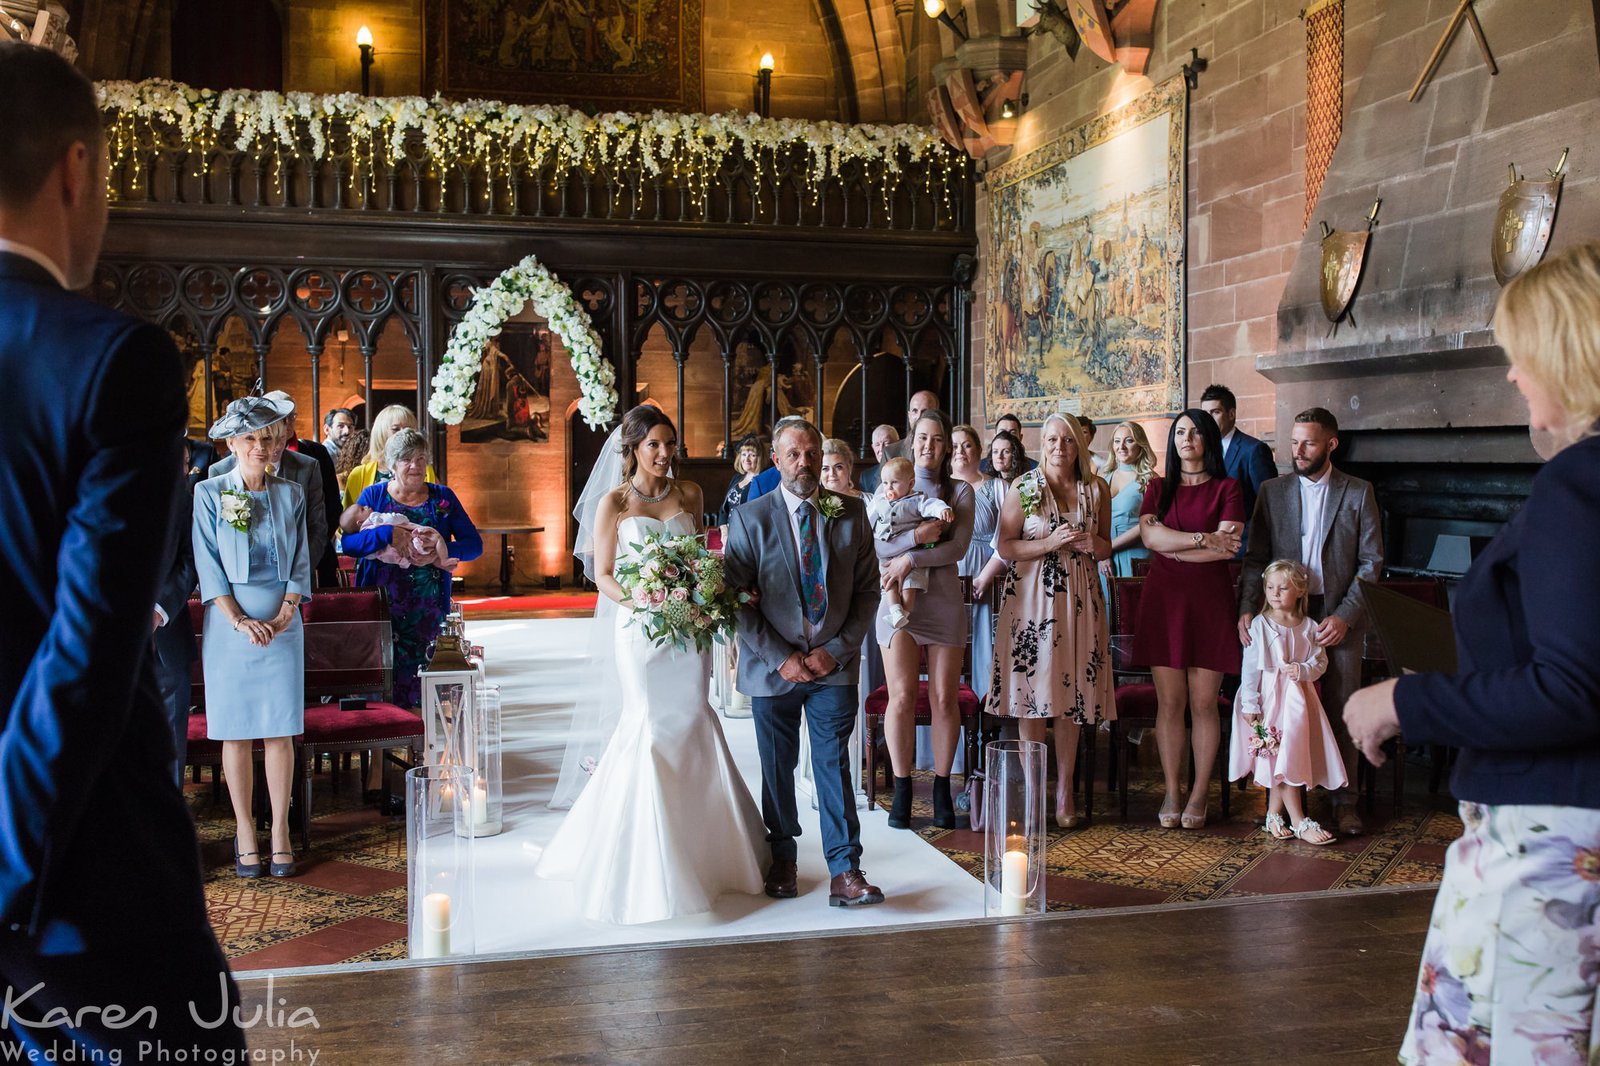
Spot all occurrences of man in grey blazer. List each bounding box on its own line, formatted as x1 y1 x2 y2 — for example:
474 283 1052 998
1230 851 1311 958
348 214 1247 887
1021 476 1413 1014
1238 407 1384 835
724 418 883 906
208 418 328 572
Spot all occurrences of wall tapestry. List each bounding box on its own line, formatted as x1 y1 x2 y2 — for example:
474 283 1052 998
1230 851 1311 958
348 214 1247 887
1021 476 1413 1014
984 76 1186 425
459 322 554 443
425 0 704 113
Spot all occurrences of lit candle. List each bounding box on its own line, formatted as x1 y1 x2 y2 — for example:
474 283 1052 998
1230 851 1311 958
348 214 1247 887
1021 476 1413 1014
472 781 489 826
421 891 451 957
1000 850 1029 916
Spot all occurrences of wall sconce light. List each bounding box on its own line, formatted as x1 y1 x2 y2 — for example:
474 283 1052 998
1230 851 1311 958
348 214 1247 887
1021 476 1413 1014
923 0 969 41
1182 47 1208 90
755 52 774 117
357 25 375 96
1000 93 1027 120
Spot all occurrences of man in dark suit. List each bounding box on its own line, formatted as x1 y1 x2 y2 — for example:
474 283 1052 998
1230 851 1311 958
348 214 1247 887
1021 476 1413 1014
855 424 898 496
1201 384 1277 555
1238 407 1384 836
0 42 243 1058
153 441 199 786
724 419 882 906
270 390 341 586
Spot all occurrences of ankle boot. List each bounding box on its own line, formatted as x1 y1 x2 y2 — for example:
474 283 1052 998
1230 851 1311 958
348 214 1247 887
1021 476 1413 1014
887 776 913 829
931 775 956 829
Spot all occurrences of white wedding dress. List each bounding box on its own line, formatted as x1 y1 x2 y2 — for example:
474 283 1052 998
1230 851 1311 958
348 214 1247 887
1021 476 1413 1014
536 512 768 924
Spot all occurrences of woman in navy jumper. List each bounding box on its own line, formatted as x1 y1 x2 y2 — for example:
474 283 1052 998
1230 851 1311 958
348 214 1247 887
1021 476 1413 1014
1345 243 1600 1064
341 428 482 707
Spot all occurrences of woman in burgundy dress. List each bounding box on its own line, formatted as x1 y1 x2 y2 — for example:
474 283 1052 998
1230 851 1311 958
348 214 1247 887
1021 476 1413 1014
1132 410 1244 829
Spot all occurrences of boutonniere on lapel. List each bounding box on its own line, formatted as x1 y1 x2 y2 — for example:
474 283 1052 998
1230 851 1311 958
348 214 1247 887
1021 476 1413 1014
815 492 844 520
220 489 252 534
1016 473 1042 517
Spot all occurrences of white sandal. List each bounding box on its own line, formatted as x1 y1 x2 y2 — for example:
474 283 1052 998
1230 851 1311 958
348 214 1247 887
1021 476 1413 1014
1293 818 1335 846
1262 812 1292 840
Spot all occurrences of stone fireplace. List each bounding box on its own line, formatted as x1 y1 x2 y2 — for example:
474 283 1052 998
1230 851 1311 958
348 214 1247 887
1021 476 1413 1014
1259 0 1600 574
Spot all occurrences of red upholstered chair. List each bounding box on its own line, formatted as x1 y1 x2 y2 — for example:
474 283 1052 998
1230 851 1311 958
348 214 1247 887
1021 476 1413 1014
862 579 984 813
1107 576 1233 821
297 587 423 842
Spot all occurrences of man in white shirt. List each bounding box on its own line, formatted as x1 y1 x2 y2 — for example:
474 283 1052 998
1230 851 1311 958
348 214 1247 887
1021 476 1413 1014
1237 408 1384 835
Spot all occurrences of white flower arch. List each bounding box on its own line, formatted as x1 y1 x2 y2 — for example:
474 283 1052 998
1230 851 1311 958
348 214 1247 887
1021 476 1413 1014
428 254 617 429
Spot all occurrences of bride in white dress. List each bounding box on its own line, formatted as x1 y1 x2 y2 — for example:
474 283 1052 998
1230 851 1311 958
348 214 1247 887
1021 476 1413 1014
536 405 767 924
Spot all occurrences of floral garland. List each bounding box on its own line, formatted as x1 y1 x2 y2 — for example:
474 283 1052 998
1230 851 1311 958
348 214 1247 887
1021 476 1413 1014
428 254 616 429
94 80 960 209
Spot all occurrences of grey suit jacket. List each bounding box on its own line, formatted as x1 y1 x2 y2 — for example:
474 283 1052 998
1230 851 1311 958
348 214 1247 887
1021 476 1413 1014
209 448 327 570
1238 467 1384 628
724 487 881 697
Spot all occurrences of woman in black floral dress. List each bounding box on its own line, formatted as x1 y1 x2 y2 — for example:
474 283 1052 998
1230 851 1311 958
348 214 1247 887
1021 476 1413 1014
990 413 1116 828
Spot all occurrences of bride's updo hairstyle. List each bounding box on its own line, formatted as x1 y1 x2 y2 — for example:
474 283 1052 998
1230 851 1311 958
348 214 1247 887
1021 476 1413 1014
617 404 678 481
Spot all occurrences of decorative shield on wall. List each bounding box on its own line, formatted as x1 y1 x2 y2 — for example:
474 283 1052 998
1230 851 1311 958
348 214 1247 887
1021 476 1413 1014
1320 228 1370 324
1319 198 1380 327
1066 0 1116 64
1493 153 1566 285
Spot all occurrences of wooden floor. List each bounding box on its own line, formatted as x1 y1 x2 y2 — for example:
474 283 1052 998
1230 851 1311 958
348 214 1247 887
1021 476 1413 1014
236 886 1434 1064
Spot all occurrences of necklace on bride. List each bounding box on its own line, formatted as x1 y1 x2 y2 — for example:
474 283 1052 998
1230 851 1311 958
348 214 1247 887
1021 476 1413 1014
629 477 672 503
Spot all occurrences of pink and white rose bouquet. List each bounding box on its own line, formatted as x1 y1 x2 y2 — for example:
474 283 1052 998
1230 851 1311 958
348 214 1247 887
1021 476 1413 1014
613 527 751 652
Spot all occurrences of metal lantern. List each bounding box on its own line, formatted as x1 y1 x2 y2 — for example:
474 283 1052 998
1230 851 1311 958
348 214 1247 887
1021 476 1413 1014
420 619 476 773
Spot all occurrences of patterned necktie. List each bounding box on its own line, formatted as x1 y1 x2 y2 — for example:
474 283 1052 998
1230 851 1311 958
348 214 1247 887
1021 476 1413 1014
797 501 826 626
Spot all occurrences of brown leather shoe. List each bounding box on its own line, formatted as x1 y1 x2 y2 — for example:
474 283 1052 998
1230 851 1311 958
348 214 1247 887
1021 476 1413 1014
828 869 884 907
1335 805 1365 838
764 859 798 899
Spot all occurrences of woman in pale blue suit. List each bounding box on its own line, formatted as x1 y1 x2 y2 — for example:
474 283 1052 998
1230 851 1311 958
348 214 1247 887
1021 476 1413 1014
1097 420 1156 602
193 396 312 880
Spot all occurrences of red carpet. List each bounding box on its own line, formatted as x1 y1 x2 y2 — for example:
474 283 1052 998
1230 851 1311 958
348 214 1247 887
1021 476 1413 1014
457 593 597 614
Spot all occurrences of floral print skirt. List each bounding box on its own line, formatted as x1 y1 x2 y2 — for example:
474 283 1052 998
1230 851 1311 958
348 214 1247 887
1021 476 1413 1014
1401 801 1600 1065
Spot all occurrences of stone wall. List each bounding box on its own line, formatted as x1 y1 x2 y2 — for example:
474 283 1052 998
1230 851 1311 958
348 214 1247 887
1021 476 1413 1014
972 0 1383 460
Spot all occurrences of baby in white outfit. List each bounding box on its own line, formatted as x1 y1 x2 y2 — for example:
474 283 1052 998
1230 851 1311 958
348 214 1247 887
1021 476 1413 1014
866 457 954 630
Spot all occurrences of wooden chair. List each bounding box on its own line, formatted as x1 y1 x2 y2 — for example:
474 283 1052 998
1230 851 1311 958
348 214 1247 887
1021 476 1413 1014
1107 576 1233 821
297 587 424 842
1357 576 1450 813
862 578 985 813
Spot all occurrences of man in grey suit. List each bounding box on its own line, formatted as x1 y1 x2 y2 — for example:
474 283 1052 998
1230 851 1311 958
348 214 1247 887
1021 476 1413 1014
724 418 883 906
208 406 328 570
1238 407 1384 836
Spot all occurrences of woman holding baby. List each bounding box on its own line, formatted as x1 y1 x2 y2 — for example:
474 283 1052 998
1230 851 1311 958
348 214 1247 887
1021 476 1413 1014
340 428 483 708
876 408 975 831
989 414 1115 829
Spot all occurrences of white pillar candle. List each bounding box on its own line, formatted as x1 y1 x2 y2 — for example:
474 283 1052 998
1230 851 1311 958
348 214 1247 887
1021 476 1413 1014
472 782 489 826
1000 850 1029 916
421 891 451 957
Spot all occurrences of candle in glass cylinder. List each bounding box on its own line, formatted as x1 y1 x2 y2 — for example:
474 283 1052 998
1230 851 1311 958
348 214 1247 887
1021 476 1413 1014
421 891 451 956
472 781 488 826
1000 850 1029 916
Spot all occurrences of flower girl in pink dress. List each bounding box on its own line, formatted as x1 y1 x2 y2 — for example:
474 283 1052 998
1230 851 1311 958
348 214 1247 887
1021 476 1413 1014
1228 560 1348 845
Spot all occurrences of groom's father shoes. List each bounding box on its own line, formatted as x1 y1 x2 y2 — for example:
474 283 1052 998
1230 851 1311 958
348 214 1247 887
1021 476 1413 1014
828 869 884 907
764 859 799 899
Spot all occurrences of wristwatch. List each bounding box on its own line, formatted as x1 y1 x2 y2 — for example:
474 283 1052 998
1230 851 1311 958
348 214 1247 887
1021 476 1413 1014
1192 531 1204 547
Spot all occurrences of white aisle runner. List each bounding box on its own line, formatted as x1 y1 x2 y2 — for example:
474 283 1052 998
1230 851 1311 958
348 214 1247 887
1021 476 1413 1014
466 618 985 955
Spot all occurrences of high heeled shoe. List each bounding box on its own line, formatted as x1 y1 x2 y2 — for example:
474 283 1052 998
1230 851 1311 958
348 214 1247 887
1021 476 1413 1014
1180 808 1208 830
1157 798 1182 829
234 843 264 879
268 850 297 878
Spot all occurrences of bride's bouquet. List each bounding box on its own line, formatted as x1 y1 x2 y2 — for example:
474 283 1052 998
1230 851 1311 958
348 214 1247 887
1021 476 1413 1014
614 527 751 652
